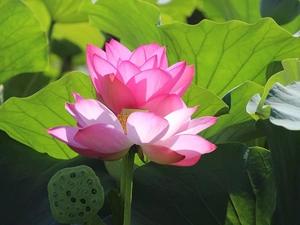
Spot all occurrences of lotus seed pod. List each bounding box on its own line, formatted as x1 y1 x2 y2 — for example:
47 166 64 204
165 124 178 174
48 165 104 224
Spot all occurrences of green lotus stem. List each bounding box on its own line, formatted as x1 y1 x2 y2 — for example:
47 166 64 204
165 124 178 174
120 145 136 225
48 21 55 49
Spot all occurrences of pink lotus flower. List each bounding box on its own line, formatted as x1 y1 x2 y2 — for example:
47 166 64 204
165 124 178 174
47 93 218 166
86 40 194 114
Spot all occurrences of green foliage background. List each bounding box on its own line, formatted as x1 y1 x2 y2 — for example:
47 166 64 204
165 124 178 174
0 0 299 224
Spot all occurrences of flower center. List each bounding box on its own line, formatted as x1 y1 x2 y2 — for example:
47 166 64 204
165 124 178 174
117 109 148 134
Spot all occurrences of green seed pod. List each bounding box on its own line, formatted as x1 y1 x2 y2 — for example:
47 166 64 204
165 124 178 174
48 165 104 224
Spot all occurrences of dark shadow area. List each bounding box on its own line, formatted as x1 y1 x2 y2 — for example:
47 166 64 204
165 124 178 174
187 9 206 25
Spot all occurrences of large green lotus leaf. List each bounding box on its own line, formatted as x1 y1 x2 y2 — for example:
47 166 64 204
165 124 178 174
24 1 100 52
0 131 115 225
160 19 300 96
197 0 261 23
0 72 95 159
0 0 48 84
131 143 274 225
24 0 87 25
247 58 300 121
182 83 229 117
277 58 300 83
53 22 105 51
80 0 162 50
202 81 264 143
42 0 88 23
256 120 300 224
23 0 51 32
80 0 300 97
144 0 198 23
197 0 300 34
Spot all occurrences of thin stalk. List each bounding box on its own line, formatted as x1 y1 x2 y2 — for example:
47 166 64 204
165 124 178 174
120 151 128 213
120 145 136 225
47 21 55 50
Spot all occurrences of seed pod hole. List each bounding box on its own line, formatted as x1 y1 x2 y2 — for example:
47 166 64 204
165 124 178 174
53 192 57 197
92 189 97 194
71 197 76 203
77 180 83 186
86 206 91 212
67 181 74 187
70 172 76 178
80 199 86 204
69 213 75 218
80 171 85 176
66 190 71 196
79 212 84 217
87 179 93 185
54 201 58 207
60 175 65 181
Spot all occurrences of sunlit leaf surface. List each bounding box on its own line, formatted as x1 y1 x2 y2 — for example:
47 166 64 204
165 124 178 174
0 0 48 83
0 72 94 159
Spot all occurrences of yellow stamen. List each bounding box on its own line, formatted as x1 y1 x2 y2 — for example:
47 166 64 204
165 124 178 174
117 112 130 134
117 109 148 134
